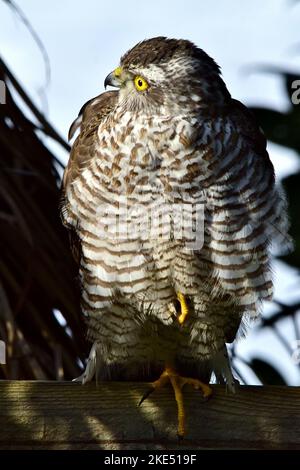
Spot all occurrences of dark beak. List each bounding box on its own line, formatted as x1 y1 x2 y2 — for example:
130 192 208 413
104 71 121 89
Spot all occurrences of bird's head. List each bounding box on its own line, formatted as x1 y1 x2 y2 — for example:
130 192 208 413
104 36 230 115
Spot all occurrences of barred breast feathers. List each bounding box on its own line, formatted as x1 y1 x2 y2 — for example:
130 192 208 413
61 84 291 321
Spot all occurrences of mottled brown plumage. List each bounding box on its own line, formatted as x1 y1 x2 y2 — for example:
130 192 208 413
64 91 118 187
61 38 291 424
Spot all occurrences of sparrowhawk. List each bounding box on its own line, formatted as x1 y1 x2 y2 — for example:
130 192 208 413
61 37 291 437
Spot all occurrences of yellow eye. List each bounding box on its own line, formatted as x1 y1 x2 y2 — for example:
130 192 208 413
134 76 149 92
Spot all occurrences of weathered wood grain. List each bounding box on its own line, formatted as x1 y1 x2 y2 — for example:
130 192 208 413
0 381 299 449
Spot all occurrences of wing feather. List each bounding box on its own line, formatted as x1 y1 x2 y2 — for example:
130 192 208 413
61 90 118 263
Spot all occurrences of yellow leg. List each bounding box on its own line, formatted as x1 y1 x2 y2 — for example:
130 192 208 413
139 364 212 438
177 292 189 325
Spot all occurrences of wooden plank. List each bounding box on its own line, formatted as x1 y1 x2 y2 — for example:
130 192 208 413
0 381 299 449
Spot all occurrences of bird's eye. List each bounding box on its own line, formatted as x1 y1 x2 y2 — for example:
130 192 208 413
134 76 149 92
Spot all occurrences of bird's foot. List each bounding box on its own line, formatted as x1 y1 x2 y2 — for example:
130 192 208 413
139 365 212 438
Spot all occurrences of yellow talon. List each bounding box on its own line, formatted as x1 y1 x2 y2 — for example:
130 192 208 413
177 292 189 325
139 364 212 438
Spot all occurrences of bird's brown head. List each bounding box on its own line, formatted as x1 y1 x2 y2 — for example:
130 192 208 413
104 37 230 114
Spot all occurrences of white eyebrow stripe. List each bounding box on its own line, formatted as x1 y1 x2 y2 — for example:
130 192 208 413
128 64 167 82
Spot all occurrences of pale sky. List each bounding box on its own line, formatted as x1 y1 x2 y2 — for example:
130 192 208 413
1 0 300 384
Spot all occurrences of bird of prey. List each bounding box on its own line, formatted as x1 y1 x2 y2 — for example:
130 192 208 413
61 37 290 437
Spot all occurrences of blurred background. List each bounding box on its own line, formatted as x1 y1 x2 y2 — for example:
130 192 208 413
0 0 300 384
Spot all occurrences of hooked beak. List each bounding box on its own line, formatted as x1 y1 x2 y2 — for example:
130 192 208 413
104 68 122 89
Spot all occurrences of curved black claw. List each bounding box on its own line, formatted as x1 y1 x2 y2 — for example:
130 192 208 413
138 386 155 406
